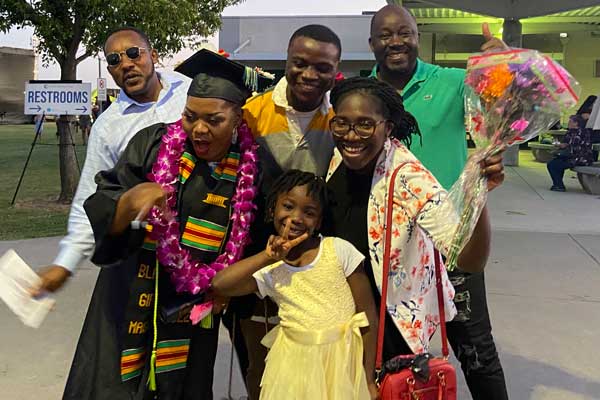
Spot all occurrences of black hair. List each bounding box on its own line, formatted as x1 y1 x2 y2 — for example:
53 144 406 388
330 76 420 148
103 26 152 53
265 170 330 224
288 24 342 58
577 95 597 115
370 5 418 36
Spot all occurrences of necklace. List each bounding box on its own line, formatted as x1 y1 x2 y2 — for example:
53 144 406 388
146 119 259 295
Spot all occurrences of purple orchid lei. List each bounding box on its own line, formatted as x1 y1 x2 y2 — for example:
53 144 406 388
146 119 259 295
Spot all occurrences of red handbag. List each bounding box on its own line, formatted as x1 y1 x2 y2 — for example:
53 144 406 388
376 164 457 400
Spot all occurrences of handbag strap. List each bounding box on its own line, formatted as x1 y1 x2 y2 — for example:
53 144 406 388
375 163 449 371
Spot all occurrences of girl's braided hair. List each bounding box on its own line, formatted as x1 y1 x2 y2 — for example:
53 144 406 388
265 170 329 223
329 76 421 148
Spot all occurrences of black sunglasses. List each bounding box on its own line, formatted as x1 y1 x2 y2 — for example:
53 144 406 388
105 46 148 67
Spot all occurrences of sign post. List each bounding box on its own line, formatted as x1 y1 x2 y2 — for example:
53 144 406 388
97 78 107 102
12 81 91 205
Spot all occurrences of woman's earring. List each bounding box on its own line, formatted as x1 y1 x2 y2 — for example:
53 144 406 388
231 127 238 144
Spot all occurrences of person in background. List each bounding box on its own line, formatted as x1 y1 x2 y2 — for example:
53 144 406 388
79 114 92 144
33 113 44 139
547 98 596 192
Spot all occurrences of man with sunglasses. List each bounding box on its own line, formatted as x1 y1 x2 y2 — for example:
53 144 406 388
32 27 191 296
368 5 510 400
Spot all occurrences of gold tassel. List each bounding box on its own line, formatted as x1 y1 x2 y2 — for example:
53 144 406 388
148 350 157 391
147 260 159 391
200 312 213 329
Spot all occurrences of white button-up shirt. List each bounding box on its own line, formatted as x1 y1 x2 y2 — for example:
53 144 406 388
53 71 191 272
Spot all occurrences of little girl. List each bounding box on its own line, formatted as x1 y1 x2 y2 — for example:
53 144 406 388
212 170 378 400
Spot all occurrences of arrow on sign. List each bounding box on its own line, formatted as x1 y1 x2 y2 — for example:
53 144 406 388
28 105 42 112
75 106 87 113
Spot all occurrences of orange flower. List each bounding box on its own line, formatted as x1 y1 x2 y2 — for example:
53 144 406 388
369 226 381 241
393 212 406 225
481 64 514 102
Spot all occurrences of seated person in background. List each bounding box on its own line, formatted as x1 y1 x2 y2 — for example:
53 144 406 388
547 112 595 192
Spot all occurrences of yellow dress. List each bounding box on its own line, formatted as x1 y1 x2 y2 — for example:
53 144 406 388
254 237 370 400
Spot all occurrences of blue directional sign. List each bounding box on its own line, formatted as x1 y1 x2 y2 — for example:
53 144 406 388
24 82 92 116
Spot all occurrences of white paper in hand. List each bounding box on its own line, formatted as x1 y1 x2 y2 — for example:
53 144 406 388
0 249 55 328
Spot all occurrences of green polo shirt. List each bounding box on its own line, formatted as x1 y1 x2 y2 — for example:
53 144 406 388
370 59 467 189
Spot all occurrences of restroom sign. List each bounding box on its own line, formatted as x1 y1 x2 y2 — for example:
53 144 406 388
24 81 91 115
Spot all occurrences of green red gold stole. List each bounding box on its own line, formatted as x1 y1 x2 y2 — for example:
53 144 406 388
119 148 240 384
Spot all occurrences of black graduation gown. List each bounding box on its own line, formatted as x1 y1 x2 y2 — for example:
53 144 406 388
63 123 241 400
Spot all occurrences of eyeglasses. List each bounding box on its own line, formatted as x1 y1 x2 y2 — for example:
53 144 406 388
105 46 148 67
329 117 387 139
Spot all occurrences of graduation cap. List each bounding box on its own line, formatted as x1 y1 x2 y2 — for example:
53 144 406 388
175 49 273 105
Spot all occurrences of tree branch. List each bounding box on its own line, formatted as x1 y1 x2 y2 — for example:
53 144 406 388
76 50 92 64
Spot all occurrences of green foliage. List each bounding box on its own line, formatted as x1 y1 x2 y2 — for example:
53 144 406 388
0 0 243 67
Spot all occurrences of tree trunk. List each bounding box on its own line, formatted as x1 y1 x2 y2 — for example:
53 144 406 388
57 58 80 203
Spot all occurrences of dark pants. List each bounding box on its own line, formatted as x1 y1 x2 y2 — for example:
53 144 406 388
547 157 572 189
446 270 509 400
221 310 249 382
376 270 508 400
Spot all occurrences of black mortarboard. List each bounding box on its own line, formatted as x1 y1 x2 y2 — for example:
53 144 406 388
175 49 273 105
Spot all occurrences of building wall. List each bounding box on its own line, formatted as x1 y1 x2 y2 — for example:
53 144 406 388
221 16 374 59
221 16 599 116
563 31 600 113
0 47 35 124
220 16 434 77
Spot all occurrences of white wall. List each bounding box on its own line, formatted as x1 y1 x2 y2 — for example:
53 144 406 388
563 31 600 112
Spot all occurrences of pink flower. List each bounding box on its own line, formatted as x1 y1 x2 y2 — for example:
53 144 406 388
510 119 529 132
190 302 213 325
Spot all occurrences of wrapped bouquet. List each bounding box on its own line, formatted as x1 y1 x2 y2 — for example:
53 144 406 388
444 49 580 270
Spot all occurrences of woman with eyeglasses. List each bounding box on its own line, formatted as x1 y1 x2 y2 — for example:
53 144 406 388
323 77 505 363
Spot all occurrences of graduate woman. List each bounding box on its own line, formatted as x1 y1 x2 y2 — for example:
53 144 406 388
63 50 267 400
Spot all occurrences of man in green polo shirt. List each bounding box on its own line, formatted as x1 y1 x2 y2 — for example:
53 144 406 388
369 56 467 188
369 5 509 400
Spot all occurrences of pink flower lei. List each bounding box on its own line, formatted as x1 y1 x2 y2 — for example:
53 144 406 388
146 119 259 295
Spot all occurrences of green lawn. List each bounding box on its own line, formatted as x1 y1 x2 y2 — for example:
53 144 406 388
0 124 87 240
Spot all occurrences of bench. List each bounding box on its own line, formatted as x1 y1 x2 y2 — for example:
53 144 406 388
529 142 600 163
573 163 600 195
528 142 557 163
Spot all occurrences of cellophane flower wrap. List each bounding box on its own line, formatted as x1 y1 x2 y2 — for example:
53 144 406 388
443 49 580 270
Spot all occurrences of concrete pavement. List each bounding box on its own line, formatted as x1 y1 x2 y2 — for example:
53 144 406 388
1 150 599 400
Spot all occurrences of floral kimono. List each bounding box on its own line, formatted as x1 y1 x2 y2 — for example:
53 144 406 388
326 138 458 353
